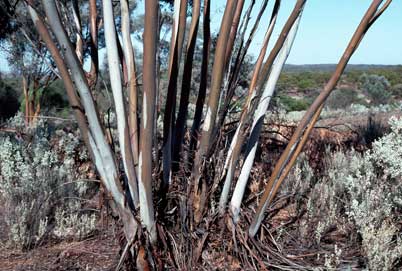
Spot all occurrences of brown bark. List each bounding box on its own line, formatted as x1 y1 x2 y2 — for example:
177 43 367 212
224 0 245 68
177 0 188 62
140 0 158 243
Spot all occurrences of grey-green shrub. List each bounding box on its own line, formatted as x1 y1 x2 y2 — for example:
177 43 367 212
345 116 402 270
0 114 96 248
300 116 402 270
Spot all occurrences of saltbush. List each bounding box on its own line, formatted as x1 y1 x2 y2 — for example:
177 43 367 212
299 116 402 270
0 114 96 249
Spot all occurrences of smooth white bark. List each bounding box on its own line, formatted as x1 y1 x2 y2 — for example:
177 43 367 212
218 10 278 214
103 0 139 206
218 127 240 212
230 14 303 224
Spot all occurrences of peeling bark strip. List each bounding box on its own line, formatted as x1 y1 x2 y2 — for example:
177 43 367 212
218 0 282 214
88 0 98 87
71 0 83 64
249 0 391 237
230 12 303 223
28 2 137 241
141 0 158 243
120 0 139 168
22 75 30 124
103 0 139 207
192 0 239 224
173 0 201 171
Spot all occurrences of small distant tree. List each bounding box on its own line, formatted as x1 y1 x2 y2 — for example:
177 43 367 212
0 4 57 126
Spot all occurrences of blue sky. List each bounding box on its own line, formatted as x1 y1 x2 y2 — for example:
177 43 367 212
0 0 400 73
215 0 401 65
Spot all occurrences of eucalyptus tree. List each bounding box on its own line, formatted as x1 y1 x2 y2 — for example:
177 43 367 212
21 0 391 268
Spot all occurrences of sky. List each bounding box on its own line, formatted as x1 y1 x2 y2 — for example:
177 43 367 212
210 0 402 65
1 0 401 73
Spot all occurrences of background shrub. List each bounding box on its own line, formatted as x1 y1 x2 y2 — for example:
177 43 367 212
40 80 69 112
277 95 310 112
0 80 19 121
391 83 402 99
326 88 364 109
360 73 391 105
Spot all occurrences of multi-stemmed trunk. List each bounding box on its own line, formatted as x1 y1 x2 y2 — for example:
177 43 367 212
23 0 392 266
